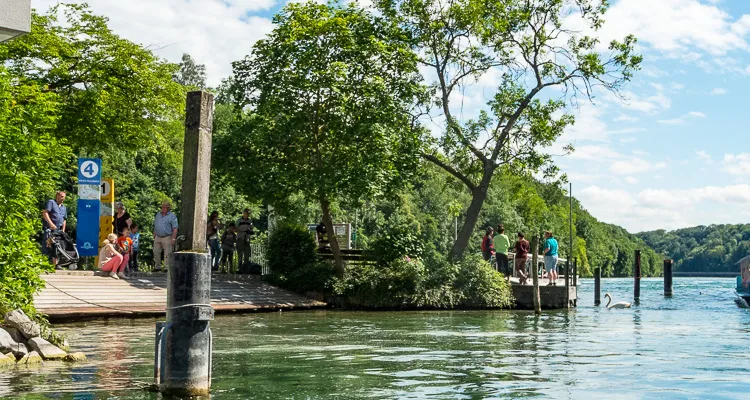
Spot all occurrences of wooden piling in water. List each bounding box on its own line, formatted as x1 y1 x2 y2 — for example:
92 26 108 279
634 250 642 301
594 267 601 306
664 259 673 297
530 236 541 315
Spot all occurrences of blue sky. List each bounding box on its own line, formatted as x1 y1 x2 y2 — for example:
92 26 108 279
32 0 750 232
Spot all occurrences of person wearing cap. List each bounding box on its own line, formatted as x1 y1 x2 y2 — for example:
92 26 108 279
113 201 132 236
41 191 67 266
153 200 178 271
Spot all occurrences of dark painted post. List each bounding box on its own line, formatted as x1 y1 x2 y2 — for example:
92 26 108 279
634 250 642 301
573 258 578 287
530 236 541 315
664 259 673 297
565 259 570 308
594 267 601 306
158 91 215 397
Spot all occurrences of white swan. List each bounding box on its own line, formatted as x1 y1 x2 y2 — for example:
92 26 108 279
604 293 631 309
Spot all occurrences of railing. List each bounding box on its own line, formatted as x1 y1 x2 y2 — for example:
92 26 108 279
250 242 270 276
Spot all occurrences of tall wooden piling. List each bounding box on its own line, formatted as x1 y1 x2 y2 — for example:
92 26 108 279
159 91 215 397
664 259 673 297
594 267 601 306
634 250 642 301
530 236 541 315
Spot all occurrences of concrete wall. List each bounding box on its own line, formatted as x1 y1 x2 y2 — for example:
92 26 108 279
511 284 577 310
0 0 31 42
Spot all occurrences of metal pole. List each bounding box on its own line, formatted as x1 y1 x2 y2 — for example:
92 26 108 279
664 259 673 296
594 267 601 306
634 249 642 301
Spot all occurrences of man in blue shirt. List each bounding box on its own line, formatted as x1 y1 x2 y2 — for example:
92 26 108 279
543 231 559 286
153 200 178 272
41 191 67 266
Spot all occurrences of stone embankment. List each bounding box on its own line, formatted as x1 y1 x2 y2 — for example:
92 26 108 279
0 309 86 367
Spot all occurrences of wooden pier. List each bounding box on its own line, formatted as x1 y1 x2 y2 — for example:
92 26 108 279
34 271 326 321
508 277 577 309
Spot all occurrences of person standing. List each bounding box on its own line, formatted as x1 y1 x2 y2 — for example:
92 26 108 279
494 224 511 280
514 232 530 285
113 202 132 236
129 223 141 272
153 200 178 272
220 223 238 273
481 227 495 261
236 208 254 267
207 211 223 272
41 191 67 266
543 231 559 286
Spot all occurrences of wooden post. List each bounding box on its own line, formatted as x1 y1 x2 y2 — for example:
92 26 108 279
531 236 541 315
573 258 578 287
594 267 601 306
634 249 642 301
159 91 214 397
177 91 214 252
664 259 673 297
565 259 570 308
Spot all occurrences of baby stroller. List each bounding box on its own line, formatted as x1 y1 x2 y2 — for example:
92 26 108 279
46 230 79 270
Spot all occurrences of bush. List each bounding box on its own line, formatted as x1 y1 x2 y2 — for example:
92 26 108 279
335 252 513 310
267 223 334 294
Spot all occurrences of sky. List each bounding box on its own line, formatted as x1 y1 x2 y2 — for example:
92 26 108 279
30 0 750 233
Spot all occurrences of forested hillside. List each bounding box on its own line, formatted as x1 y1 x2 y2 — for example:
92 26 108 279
638 225 750 273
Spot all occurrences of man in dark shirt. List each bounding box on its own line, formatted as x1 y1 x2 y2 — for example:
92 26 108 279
514 232 530 285
41 191 67 266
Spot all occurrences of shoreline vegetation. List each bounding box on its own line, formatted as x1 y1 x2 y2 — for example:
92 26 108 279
0 2 741 321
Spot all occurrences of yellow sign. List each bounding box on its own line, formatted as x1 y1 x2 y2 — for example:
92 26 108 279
96 178 114 267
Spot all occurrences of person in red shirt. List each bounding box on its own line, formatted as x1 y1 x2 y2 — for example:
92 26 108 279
481 227 495 261
514 232 530 285
116 227 133 278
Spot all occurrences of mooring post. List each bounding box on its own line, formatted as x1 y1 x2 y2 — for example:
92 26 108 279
565 259 570 308
634 249 642 301
573 258 578 287
158 91 215 397
594 267 601 306
664 259 673 297
530 235 541 315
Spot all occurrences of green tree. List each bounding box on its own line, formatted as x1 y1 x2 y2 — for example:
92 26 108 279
0 3 185 153
227 2 426 274
0 66 66 316
174 53 207 90
377 0 642 259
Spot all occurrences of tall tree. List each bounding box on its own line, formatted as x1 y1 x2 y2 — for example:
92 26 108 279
227 2 426 274
174 53 208 90
377 0 641 259
0 3 185 154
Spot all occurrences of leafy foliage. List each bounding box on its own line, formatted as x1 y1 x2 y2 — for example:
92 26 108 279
638 225 750 273
267 224 335 294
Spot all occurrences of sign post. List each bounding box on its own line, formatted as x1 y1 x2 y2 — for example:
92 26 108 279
96 178 115 265
77 158 102 257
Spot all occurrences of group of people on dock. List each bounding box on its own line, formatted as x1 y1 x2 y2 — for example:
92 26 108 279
481 225 559 286
41 191 256 277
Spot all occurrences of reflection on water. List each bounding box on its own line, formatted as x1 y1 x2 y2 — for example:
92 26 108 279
1 278 749 399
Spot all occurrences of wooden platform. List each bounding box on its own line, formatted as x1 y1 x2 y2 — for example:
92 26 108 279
508 277 577 309
35 271 326 321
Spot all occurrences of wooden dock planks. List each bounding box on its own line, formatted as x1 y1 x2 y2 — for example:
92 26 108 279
35 271 326 320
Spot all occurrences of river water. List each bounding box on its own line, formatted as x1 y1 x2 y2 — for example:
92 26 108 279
1 278 748 399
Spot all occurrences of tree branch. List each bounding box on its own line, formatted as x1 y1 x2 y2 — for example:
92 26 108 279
421 151 477 191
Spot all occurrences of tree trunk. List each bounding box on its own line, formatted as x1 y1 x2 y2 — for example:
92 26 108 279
531 235 541 315
450 167 494 260
320 196 345 277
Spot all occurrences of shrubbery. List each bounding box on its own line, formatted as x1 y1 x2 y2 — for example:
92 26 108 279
267 223 334 294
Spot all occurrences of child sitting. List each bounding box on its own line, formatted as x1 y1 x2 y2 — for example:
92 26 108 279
116 227 133 277
220 223 237 273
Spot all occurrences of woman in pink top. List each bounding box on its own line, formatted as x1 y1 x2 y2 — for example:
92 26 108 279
99 233 124 279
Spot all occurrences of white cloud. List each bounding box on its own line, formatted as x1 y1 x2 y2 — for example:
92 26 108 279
579 184 750 231
624 176 639 185
723 153 750 175
697 151 712 161
710 88 728 95
614 114 640 122
620 137 637 143
610 158 664 175
33 0 277 86
657 111 707 125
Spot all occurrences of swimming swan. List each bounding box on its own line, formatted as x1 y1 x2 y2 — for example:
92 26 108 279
604 293 631 309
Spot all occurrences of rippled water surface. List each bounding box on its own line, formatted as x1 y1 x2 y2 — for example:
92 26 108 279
2 278 749 399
